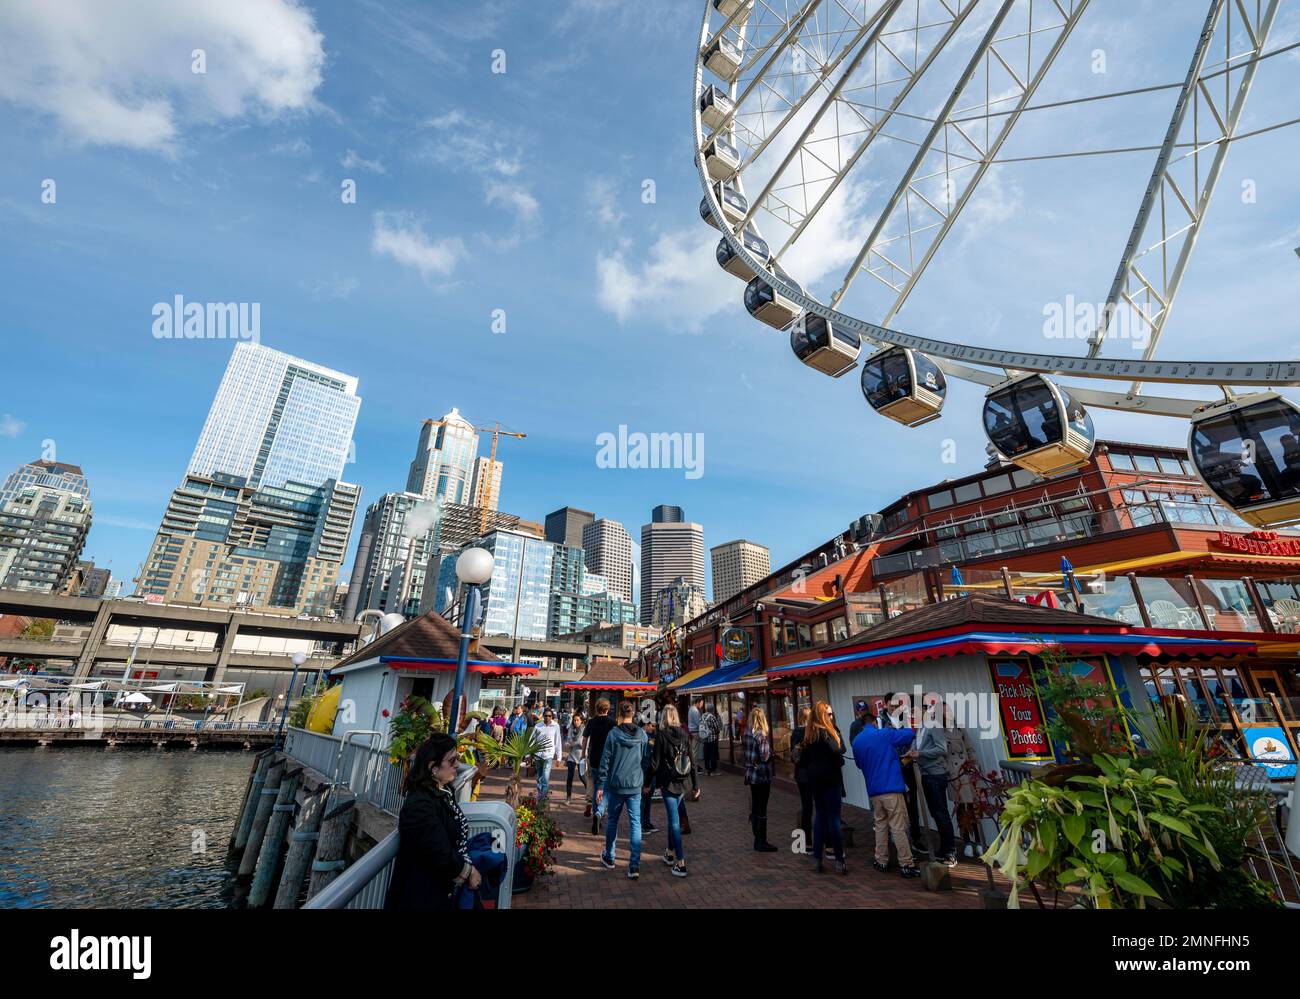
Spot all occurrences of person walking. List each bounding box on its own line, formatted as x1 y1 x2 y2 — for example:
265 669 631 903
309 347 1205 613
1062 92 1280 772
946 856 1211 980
851 705 921 879
650 703 698 877
742 706 779 853
583 698 615 831
531 708 563 803
799 702 848 873
563 710 586 802
790 706 815 853
687 698 703 774
699 702 721 775
640 718 660 835
943 702 981 857
385 733 480 909
595 700 649 879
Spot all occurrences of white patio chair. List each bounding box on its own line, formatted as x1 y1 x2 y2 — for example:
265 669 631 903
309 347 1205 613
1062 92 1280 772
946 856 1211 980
1270 597 1300 633
1147 600 1186 628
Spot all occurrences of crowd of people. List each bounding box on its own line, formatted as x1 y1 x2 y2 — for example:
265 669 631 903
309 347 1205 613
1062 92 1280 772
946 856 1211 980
387 689 982 905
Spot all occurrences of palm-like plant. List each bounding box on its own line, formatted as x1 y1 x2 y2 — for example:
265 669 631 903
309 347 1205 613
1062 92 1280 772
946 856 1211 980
477 728 550 808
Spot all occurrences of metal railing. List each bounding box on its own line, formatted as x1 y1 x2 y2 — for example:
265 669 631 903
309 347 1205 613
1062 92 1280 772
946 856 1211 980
284 726 406 814
0 715 274 732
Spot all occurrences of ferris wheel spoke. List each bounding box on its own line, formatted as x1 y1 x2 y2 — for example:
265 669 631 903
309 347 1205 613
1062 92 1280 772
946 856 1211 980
1089 0 1281 385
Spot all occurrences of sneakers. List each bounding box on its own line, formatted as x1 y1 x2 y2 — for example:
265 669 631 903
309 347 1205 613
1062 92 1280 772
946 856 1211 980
813 860 825 874
644 824 660 835
671 863 689 878
663 851 676 866
900 865 922 879
944 854 959 869
834 861 849 876
627 866 639 880
583 804 592 818
599 852 616 870
872 861 890 873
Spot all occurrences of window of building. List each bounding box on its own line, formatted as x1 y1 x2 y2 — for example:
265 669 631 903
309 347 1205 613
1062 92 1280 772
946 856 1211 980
1109 451 1135 471
1157 457 1184 476
983 473 1012 495
953 482 982 503
928 489 953 510
1133 454 1160 473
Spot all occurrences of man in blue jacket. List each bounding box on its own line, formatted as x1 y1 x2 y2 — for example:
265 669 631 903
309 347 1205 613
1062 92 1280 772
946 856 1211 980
595 700 649 879
851 708 921 878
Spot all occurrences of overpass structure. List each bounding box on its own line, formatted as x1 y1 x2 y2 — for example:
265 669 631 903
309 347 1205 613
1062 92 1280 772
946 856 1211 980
0 591 638 683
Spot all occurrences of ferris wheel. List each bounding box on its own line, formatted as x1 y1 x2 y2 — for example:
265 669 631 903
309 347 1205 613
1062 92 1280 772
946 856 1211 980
694 0 1300 527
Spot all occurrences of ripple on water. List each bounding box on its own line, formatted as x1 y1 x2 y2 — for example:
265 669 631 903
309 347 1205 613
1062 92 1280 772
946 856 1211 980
0 747 253 908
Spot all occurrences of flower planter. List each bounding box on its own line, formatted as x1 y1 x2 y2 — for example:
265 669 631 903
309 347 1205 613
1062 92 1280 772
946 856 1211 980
512 842 534 894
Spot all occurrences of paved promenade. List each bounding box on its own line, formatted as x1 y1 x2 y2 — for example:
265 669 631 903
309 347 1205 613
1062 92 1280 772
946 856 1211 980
479 767 992 909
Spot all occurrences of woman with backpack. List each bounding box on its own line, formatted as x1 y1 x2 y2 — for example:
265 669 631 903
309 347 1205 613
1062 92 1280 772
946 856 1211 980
800 701 848 875
649 703 697 876
742 706 778 853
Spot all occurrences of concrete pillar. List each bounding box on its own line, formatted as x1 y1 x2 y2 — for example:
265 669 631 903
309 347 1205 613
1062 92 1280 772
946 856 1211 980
212 614 242 686
74 599 114 678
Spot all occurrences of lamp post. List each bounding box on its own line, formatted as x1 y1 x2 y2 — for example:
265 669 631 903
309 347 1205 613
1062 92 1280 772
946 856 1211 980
449 547 494 735
276 650 307 748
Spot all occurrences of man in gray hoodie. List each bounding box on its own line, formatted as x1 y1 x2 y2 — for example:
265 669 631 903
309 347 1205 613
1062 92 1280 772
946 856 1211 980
596 700 649 879
914 695 957 868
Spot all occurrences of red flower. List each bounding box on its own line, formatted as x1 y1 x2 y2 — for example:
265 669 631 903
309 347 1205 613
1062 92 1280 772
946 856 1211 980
382 709 390 718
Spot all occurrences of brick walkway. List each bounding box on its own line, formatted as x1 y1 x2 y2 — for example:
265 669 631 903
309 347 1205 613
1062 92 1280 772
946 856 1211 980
477 767 992 909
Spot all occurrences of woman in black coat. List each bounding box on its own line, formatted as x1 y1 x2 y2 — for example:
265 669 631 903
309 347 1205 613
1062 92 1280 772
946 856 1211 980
385 733 480 910
799 702 848 876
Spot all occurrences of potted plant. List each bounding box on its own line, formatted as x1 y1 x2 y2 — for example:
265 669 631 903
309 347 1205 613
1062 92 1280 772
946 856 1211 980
512 794 564 893
387 695 445 770
476 727 550 808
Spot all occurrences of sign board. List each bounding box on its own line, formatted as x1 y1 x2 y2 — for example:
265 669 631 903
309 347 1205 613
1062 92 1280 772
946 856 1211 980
1212 530 1300 557
987 656 1053 761
1240 724 1297 779
720 626 751 663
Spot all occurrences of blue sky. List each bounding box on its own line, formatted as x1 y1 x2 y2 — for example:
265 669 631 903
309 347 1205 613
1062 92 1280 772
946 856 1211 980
1 0 1298 597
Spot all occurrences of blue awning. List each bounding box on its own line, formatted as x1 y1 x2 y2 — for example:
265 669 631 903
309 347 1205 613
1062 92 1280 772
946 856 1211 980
679 659 766 694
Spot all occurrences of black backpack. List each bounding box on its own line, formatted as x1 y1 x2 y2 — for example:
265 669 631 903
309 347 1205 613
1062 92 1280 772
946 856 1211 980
663 732 693 784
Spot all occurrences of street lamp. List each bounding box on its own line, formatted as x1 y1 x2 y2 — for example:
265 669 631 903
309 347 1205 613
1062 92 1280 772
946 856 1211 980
448 547 494 735
276 650 307 748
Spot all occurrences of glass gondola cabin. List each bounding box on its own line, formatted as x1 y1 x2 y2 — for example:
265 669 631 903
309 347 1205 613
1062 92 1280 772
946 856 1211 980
1189 392 1300 528
702 37 743 82
714 0 754 18
716 228 769 280
790 313 860 378
698 85 735 131
860 346 947 427
744 266 802 330
703 136 740 181
699 182 749 231
983 374 1096 476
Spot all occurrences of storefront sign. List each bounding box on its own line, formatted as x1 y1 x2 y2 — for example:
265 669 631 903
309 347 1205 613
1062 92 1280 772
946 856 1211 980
1240 725 1297 779
1212 530 1300 557
987 657 1053 761
720 626 751 663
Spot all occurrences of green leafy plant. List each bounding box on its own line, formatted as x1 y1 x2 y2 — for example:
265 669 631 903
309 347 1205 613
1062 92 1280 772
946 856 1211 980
476 727 551 808
982 753 1222 909
514 794 564 879
387 695 445 766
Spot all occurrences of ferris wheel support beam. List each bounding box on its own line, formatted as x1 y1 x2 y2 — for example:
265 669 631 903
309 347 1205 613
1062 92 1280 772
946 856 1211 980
1088 0 1281 389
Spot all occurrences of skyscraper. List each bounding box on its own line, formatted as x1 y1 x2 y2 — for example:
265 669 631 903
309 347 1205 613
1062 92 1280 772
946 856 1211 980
186 342 361 491
0 486 93 593
544 506 594 549
582 518 634 603
711 539 771 603
470 456 503 513
639 508 705 625
652 504 684 524
0 459 90 508
343 491 439 621
406 408 479 505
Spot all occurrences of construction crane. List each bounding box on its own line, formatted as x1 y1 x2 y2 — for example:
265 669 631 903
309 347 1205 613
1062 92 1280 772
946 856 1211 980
421 415 526 534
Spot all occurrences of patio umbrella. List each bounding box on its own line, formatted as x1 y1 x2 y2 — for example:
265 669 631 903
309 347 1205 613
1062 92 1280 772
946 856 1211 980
950 565 967 597
1060 556 1080 605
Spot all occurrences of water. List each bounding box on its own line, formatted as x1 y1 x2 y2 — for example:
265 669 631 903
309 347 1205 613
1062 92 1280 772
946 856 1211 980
0 746 252 908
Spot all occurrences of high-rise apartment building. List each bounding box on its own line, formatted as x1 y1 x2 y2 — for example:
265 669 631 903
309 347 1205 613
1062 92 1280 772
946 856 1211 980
544 506 594 549
649 575 708 631
652 504 684 524
186 342 360 491
470 457 502 513
710 539 771 604
582 518 633 603
0 486 93 593
343 491 439 621
0 459 90 508
406 408 479 505
639 508 705 625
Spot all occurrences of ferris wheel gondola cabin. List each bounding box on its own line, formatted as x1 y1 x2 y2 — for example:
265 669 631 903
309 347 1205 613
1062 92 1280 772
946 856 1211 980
699 182 748 230
1188 392 1300 528
744 265 803 330
716 228 769 280
702 37 743 82
703 135 740 181
982 374 1096 477
790 313 860 377
860 346 947 427
713 0 754 18
698 85 735 131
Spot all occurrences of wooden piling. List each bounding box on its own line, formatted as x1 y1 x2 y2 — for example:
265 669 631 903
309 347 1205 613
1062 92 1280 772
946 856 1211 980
274 786 328 909
231 750 274 852
306 791 356 901
238 757 285 877
249 766 302 908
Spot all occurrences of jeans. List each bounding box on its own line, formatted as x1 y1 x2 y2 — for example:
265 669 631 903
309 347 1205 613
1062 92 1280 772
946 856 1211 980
565 760 585 798
662 790 685 862
641 785 655 828
535 758 554 800
812 784 844 863
921 773 956 857
603 791 642 868
703 739 719 774
796 780 814 848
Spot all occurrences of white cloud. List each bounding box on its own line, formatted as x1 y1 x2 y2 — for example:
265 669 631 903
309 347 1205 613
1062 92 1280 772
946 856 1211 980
596 227 737 329
0 414 26 438
486 182 539 227
371 212 467 280
341 148 386 174
587 177 626 227
272 137 311 156
0 0 325 153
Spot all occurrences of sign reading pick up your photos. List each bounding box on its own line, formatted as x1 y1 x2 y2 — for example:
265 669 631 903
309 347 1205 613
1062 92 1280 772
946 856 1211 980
988 657 1054 761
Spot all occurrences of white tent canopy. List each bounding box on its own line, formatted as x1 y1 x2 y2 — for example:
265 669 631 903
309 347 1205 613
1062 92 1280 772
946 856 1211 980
0 678 31 688
120 692 153 705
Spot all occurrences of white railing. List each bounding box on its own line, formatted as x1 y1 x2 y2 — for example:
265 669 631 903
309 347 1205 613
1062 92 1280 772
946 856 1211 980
283 726 406 814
